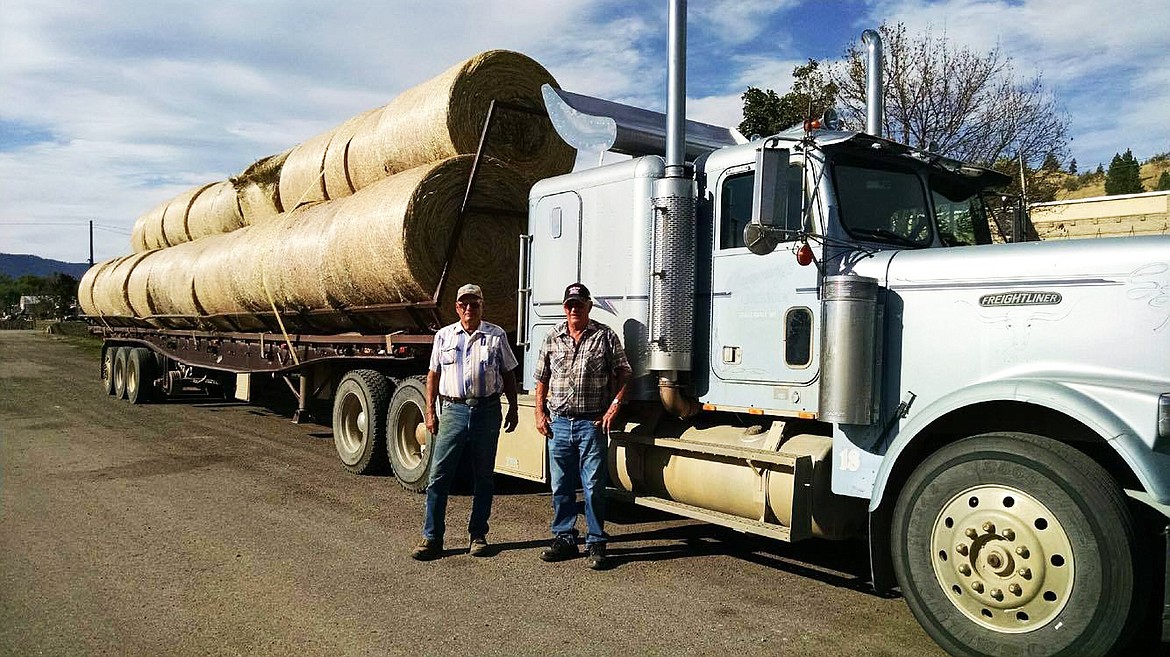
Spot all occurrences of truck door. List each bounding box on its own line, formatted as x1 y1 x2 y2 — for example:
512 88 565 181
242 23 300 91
708 163 819 398
523 191 581 386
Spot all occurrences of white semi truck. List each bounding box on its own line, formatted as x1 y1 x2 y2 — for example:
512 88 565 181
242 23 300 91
93 3 1169 655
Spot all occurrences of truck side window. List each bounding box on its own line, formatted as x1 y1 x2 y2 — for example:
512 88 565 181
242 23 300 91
784 307 813 367
719 165 803 250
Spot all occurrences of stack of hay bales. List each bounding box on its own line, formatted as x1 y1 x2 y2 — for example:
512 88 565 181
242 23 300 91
82 50 574 333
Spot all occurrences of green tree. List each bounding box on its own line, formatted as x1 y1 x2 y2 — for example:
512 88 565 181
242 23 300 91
1156 170 1170 191
1104 149 1144 195
1068 158 1077 175
1041 152 1060 171
739 59 838 137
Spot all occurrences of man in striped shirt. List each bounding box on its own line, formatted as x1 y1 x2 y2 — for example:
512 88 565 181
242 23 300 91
534 282 631 570
411 283 518 561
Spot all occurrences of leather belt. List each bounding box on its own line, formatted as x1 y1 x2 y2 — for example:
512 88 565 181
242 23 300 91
440 394 500 407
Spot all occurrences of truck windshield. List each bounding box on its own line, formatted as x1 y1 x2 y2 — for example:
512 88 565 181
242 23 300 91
832 159 932 248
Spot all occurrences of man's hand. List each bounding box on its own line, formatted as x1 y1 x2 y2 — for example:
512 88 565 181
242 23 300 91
600 403 620 433
425 406 438 435
504 406 519 433
535 409 550 437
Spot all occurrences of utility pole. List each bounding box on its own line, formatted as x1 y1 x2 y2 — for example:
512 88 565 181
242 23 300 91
1015 154 1028 243
89 220 94 266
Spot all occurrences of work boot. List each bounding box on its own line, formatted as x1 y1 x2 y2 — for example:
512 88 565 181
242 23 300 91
468 535 490 557
411 538 443 561
539 535 579 562
586 542 610 570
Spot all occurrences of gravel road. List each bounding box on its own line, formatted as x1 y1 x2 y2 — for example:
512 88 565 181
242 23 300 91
0 329 946 656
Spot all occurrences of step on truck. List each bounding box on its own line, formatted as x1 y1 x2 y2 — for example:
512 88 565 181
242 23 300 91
92 3 1169 655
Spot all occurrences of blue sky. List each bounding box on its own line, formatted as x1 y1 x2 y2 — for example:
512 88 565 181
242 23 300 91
1 0 1167 263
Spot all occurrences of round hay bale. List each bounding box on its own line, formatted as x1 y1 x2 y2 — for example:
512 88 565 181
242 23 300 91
347 50 574 192
278 131 334 211
320 154 527 330
161 183 214 247
270 201 334 312
323 109 378 200
187 181 245 240
95 252 153 319
126 249 168 320
191 228 252 316
134 199 171 251
78 258 118 316
233 148 292 225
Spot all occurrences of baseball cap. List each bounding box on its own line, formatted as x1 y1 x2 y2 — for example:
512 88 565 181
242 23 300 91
563 282 591 304
456 283 483 300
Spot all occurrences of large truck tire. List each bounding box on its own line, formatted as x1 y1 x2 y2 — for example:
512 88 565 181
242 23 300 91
386 377 432 493
892 432 1146 657
331 369 390 475
112 347 130 399
101 346 116 395
126 348 156 404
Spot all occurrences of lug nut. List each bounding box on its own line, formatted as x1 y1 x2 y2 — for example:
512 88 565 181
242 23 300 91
1018 568 1032 579
1003 528 1015 541
959 564 972 576
1016 546 1030 558
1008 584 1022 596
972 581 985 593
982 521 996 534
991 588 1004 601
956 544 969 556
965 528 979 539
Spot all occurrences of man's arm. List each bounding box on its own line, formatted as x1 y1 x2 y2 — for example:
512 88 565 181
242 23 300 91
534 380 550 437
600 330 633 433
425 370 440 435
501 369 518 433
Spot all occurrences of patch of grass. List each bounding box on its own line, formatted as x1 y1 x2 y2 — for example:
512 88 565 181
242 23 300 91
43 332 104 359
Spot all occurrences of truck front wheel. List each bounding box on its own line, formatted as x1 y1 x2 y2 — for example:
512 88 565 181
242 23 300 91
386 377 432 493
331 370 390 475
892 432 1145 657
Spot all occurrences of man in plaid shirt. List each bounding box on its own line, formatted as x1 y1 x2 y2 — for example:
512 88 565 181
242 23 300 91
534 282 631 570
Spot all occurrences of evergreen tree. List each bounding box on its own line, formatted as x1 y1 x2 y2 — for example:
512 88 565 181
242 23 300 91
1095 163 1104 176
1041 152 1060 171
1068 158 1077 175
1157 170 1170 192
1104 149 1144 195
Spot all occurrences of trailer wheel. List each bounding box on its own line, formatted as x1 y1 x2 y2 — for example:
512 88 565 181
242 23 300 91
112 347 130 399
387 377 432 493
126 348 156 404
892 432 1145 657
101 346 116 395
331 369 390 475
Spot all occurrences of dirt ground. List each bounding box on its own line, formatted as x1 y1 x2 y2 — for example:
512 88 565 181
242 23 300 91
0 329 946 656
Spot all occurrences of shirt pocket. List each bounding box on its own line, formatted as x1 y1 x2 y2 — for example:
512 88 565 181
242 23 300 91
438 346 459 366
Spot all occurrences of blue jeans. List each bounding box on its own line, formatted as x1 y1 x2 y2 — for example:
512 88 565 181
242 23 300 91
548 414 609 546
422 398 501 542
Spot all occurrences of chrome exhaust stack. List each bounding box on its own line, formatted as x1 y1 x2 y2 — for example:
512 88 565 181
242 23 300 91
862 29 884 138
650 0 699 417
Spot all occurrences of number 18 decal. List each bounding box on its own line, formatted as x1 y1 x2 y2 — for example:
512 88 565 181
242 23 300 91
839 447 861 472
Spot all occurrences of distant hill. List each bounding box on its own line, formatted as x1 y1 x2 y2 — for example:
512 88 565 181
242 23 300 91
0 253 91 280
1051 159 1170 200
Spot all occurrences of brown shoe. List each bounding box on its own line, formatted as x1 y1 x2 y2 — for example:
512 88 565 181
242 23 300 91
468 535 490 557
411 538 443 561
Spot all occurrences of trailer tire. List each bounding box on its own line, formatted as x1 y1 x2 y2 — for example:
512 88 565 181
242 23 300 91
387 377 432 493
101 346 116 395
126 348 156 404
112 347 130 399
331 369 390 475
892 432 1145 657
